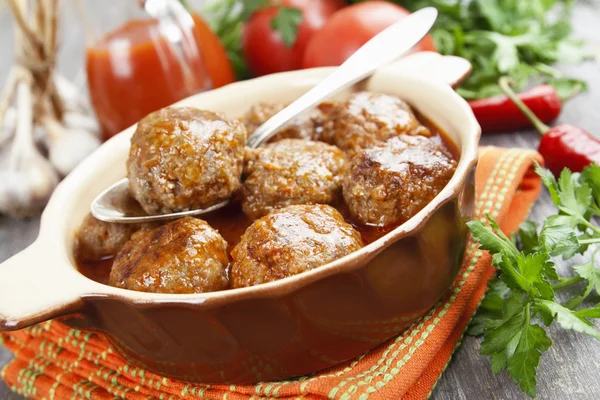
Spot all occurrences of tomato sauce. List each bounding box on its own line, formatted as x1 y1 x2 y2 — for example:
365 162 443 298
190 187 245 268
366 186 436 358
86 15 234 140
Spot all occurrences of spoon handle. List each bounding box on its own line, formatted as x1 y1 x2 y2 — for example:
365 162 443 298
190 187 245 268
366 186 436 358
246 7 438 149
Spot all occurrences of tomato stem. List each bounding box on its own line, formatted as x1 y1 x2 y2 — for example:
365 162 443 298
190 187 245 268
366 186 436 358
498 77 550 135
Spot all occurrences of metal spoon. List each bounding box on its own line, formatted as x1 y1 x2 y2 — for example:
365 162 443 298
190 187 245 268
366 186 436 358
91 7 438 224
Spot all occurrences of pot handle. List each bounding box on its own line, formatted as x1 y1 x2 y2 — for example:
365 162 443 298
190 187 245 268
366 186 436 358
383 52 472 88
0 241 85 331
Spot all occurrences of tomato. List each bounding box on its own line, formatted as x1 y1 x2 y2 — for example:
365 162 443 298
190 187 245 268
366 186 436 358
302 1 437 69
192 14 235 88
242 0 344 77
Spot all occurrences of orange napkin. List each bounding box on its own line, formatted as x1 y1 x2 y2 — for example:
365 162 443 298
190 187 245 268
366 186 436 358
1 146 544 400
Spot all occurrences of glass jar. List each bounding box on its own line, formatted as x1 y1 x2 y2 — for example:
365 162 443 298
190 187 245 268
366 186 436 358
85 0 234 140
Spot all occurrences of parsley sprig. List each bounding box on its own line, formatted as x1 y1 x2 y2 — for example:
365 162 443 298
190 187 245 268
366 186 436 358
396 0 590 99
467 163 600 398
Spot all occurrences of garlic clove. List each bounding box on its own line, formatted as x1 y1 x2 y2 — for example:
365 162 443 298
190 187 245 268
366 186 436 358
33 124 49 152
48 127 100 176
54 73 91 113
0 143 59 218
0 107 17 149
63 110 100 134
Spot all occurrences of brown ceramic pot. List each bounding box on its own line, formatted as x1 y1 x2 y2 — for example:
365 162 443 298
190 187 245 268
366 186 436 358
0 53 480 383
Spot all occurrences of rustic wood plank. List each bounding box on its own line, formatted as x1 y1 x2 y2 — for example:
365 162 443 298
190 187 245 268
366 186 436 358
1 1 600 399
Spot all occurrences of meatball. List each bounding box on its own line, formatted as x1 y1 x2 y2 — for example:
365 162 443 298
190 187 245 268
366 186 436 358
127 107 247 215
322 92 431 157
241 102 331 143
231 204 363 288
75 213 154 261
109 217 229 294
241 139 347 219
342 135 457 227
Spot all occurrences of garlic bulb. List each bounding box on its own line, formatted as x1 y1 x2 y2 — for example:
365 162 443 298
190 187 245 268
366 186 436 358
44 116 101 176
0 82 59 218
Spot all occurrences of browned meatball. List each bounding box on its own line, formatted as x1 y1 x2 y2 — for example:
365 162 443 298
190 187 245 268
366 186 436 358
230 204 363 288
342 135 457 227
128 107 247 215
241 102 331 142
109 217 229 294
241 139 347 219
322 92 431 157
75 213 154 261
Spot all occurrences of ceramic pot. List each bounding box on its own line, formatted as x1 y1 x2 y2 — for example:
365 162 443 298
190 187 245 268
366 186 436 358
0 52 480 384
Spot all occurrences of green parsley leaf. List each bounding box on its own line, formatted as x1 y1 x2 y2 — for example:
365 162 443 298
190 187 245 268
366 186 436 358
573 250 600 294
271 7 303 47
477 31 521 73
534 161 559 204
533 303 555 327
582 163 600 213
557 169 592 219
481 310 526 355
518 221 539 255
490 332 521 375
467 219 520 262
490 350 510 375
574 304 600 319
507 323 552 398
544 214 579 229
498 253 553 298
539 224 580 258
498 254 531 294
468 278 513 336
535 299 600 340
542 259 559 281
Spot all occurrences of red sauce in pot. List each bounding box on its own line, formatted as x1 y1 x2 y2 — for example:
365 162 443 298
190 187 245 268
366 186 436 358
76 115 458 285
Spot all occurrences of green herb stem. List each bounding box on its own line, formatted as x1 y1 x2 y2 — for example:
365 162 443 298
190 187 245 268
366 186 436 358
564 286 592 309
580 219 600 236
534 63 564 79
551 276 585 290
578 238 600 245
498 77 551 135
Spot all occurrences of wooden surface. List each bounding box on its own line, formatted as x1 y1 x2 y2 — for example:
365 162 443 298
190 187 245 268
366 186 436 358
1 1 600 399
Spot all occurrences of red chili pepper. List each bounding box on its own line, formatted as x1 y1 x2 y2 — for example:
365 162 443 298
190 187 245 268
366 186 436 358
469 85 562 133
499 77 600 176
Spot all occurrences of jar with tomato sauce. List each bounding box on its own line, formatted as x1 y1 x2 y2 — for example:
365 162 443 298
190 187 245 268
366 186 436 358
86 0 234 140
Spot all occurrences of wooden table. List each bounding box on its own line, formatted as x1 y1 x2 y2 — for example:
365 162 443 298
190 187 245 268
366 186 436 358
1 1 600 399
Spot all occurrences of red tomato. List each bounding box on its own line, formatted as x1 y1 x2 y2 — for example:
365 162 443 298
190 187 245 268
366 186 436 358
242 0 344 76
302 1 437 69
